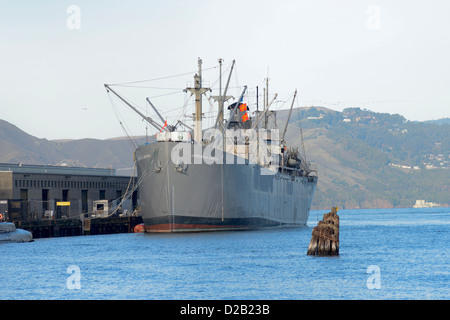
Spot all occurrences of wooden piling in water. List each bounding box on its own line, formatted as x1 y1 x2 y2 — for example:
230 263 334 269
307 206 339 256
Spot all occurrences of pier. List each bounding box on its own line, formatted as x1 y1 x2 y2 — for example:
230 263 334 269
14 216 143 239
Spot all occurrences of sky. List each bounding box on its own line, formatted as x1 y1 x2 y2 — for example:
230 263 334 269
1 0 449 140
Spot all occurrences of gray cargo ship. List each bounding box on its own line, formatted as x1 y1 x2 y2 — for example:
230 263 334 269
105 59 317 232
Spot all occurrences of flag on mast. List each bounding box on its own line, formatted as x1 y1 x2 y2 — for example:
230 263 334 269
160 120 167 132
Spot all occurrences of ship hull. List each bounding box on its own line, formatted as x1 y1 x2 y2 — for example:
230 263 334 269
135 142 317 232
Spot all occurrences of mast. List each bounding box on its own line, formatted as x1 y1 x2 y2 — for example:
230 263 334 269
264 78 269 129
219 58 222 116
185 58 210 144
251 93 278 129
212 59 235 131
281 89 297 142
263 87 266 122
104 84 166 132
256 86 259 112
146 97 165 126
146 97 174 132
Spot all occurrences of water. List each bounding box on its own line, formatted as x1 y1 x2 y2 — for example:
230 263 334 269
1 207 448 300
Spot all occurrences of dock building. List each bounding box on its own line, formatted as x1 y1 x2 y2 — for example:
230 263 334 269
0 163 137 221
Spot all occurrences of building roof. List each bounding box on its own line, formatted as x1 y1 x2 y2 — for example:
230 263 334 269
0 163 116 177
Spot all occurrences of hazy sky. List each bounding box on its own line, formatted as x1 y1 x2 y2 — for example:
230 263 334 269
1 0 449 140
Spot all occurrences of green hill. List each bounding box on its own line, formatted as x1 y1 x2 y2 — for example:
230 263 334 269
279 107 450 209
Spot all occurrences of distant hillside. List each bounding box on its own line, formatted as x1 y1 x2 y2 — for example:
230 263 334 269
0 119 147 174
0 120 62 164
424 118 450 125
277 107 450 209
1 108 449 209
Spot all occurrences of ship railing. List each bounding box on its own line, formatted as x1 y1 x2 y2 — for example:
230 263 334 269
277 161 318 178
307 162 318 176
185 80 211 88
279 165 305 176
156 131 192 142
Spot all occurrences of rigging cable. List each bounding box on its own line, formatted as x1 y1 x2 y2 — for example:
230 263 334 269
106 148 159 217
295 94 308 173
107 91 138 149
107 65 219 86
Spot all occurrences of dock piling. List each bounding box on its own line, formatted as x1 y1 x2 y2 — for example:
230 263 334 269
307 206 339 256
